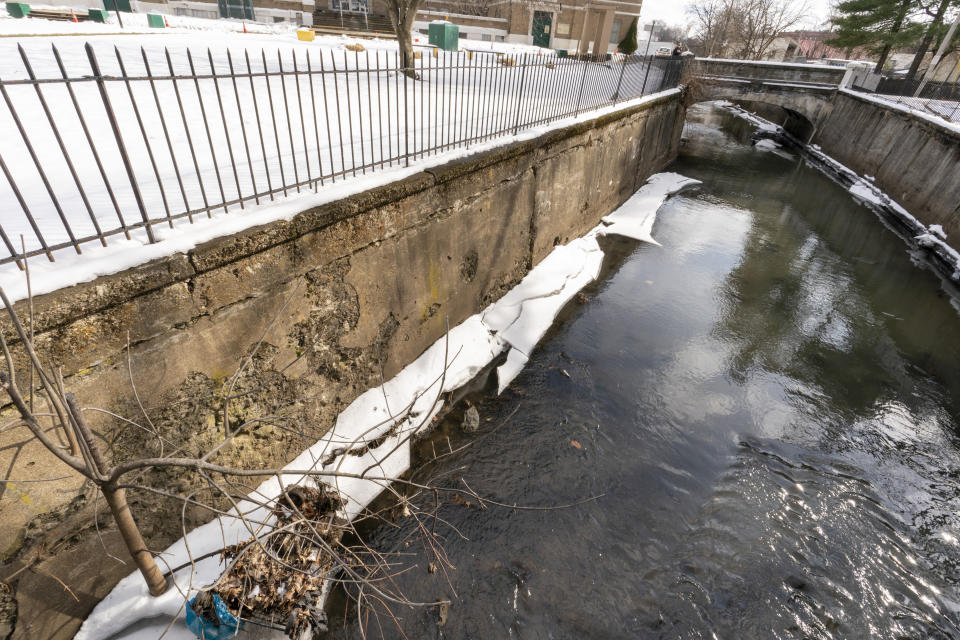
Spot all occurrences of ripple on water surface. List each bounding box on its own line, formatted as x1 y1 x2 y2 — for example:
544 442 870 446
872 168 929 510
327 103 960 640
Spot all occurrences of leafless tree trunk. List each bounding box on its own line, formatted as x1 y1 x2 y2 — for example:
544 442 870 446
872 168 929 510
0 290 170 597
689 0 809 60
385 0 425 77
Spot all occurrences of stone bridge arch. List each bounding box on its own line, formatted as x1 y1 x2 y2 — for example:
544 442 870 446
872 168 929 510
691 59 846 140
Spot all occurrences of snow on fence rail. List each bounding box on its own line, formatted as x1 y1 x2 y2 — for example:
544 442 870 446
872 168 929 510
0 44 687 268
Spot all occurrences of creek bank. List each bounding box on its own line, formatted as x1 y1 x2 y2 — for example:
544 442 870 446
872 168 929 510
76 173 701 640
727 104 960 285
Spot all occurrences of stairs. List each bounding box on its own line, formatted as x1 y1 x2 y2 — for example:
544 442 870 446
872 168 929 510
312 9 395 35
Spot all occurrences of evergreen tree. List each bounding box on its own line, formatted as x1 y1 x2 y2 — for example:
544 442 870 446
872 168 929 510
619 17 639 55
830 0 924 71
906 0 960 79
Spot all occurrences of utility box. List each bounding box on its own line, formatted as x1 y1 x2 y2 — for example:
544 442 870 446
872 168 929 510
87 8 108 21
5 2 31 18
429 21 458 52
146 12 164 27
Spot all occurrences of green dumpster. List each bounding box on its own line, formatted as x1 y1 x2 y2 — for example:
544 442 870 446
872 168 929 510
102 0 131 12
555 49 568 58
428 21 459 52
87 8 108 21
5 2 31 18
146 12 165 27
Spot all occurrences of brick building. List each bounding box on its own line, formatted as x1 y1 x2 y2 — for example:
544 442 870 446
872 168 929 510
325 0 644 55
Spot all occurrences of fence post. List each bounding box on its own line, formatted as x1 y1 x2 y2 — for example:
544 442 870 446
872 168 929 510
574 56 588 116
512 54 530 135
612 54 627 102
85 43 156 244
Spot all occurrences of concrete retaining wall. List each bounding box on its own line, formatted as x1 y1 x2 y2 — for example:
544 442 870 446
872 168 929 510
0 90 686 638
814 91 960 239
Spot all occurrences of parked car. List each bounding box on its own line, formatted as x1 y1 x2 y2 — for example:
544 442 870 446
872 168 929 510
655 46 672 57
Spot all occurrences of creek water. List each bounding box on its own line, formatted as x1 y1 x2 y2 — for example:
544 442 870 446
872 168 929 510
327 103 960 639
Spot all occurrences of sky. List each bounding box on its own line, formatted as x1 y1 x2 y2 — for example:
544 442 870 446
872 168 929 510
639 0 833 32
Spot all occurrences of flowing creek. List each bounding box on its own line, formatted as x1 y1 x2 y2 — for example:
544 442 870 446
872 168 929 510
325 102 960 639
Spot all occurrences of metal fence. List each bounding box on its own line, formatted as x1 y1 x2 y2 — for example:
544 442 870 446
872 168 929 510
0 43 688 269
851 73 960 123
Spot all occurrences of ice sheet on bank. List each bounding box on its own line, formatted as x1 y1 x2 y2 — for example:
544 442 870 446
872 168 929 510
598 172 701 244
484 233 605 393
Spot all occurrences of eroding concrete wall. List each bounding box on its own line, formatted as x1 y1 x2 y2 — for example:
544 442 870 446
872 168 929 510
0 90 685 639
814 91 960 239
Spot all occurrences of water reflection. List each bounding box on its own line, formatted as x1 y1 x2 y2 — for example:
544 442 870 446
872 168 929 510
327 103 960 639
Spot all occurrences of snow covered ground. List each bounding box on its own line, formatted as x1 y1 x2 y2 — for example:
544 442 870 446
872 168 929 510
0 14 677 284
74 171 699 640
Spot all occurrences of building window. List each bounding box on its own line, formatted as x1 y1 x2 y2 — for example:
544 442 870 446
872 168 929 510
610 18 621 44
174 6 187 15
273 15 285 22
496 35 505 42
330 0 369 12
482 34 492 42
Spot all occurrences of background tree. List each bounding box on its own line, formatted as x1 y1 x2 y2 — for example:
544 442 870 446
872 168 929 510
619 17 639 54
689 0 735 57
689 0 809 59
906 0 960 78
830 0 923 71
386 0 425 76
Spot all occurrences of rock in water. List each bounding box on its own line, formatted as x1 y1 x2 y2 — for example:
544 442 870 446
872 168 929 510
462 406 480 434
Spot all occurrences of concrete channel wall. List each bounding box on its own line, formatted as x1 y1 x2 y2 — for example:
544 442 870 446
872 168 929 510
0 90 686 638
814 91 960 240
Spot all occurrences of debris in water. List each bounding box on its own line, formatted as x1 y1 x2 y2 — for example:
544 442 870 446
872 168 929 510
197 485 344 639
462 405 480 433
570 440 583 450
436 601 450 626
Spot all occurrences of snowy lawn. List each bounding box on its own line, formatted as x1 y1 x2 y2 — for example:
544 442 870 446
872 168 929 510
0 22 678 303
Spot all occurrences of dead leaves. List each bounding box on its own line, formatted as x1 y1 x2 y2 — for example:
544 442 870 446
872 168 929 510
570 440 583 450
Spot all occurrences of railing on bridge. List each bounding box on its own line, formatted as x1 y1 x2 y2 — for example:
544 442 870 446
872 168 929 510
0 44 688 269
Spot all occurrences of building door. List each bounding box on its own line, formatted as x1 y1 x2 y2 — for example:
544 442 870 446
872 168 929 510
531 11 552 48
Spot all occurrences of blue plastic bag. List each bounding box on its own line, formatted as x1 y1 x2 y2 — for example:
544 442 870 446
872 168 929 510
185 594 243 639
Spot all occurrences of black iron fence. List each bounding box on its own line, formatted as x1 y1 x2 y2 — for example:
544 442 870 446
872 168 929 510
0 43 688 269
851 72 960 123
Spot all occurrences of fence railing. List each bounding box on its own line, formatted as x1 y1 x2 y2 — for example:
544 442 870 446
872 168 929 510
851 73 960 123
0 43 688 269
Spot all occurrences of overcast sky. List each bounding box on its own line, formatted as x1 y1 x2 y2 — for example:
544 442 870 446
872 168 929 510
639 0 833 31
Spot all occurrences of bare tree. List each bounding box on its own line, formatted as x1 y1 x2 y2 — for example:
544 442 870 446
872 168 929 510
385 0 426 77
689 0 810 59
